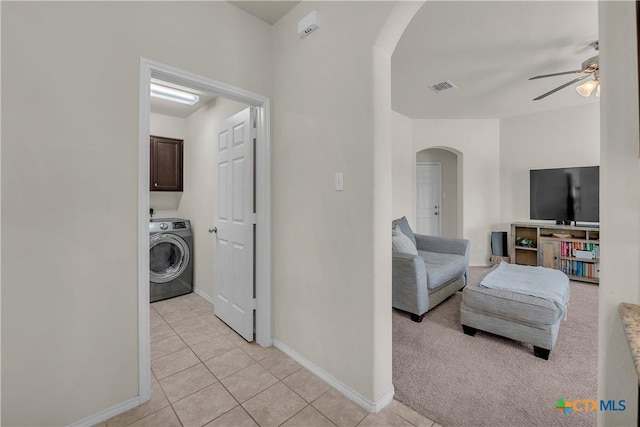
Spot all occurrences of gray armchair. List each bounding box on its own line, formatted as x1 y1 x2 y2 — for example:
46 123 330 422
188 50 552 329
392 217 470 322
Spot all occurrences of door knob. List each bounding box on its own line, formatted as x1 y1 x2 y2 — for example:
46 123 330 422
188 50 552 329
209 227 217 234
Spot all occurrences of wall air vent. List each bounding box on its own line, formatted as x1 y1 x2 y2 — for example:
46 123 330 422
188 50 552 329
429 80 458 93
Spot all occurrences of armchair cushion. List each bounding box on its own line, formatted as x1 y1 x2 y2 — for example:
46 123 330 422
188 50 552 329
392 216 416 247
392 224 418 255
418 250 467 290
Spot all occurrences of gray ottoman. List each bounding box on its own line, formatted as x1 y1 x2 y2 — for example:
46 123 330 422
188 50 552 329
460 265 569 360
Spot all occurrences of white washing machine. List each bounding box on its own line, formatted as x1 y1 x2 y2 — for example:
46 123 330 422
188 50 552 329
149 218 193 302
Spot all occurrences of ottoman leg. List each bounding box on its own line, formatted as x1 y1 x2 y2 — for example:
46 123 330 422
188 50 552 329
462 325 477 336
533 346 550 360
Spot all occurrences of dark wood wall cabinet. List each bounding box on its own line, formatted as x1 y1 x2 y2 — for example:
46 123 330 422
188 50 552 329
150 135 183 192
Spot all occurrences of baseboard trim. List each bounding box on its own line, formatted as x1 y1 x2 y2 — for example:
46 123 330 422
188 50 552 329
68 396 141 427
193 287 214 305
273 339 394 414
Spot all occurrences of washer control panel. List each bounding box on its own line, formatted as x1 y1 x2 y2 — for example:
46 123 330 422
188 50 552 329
149 218 191 233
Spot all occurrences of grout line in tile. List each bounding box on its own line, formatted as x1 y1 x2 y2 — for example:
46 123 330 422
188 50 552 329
388 401 439 427
392 413 421 427
199 352 247 411
238 381 292 426
385 406 417 427
275 374 321 409
276 403 313 427
169 404 184 427
155 364 219 408
242 407 262 427
151 358 200 385
309 388 332 405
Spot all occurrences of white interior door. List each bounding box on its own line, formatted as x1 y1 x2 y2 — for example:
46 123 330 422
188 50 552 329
416 163 441 236
214 107 255 342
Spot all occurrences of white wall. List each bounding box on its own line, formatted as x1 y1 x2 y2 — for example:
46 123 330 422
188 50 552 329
150 113 186 140
499 103 600 229
1 2 272 425
416 148 458 238
149 113 186 218
412 120 500 265
178 98 246 300
392 111 414 224
271 1 397 404
598 2 640 425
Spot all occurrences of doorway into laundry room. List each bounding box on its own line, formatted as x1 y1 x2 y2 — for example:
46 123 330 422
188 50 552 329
137 59 272 402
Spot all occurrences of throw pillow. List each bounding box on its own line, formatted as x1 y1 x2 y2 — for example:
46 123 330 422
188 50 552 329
392 224 418 255
392 216 417 247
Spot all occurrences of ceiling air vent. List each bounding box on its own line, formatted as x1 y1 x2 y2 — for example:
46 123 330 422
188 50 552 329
429 80 458 93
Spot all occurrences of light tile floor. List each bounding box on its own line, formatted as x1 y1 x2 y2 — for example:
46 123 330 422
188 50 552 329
100 292 440 427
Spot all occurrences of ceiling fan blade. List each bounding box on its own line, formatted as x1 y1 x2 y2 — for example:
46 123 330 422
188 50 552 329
533 74 591 101
529 69 586 80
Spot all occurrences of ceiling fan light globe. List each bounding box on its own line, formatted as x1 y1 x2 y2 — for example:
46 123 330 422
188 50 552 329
576 79 597 97
596 83 601 98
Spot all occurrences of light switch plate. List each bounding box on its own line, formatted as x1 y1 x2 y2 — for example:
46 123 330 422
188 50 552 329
335 172 344 191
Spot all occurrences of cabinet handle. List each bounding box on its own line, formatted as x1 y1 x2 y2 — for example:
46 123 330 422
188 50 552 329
154 183 158 187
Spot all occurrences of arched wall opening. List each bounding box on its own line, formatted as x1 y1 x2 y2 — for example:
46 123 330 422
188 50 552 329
384 2 640 426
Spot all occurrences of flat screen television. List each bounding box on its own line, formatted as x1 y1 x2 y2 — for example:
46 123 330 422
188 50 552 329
530 166 599 224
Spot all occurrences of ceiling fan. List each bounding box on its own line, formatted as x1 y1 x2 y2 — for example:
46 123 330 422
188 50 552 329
529 41 600 101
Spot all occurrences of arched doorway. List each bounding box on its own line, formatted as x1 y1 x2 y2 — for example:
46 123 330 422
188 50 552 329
415 147 462 238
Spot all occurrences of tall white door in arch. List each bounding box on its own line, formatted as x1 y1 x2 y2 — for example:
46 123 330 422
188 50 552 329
416 163 441 236
214 107 255 342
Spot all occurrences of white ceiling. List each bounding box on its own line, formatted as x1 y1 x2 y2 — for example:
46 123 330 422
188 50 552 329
229 1 300 25
154 2 599 120
392 1 600 119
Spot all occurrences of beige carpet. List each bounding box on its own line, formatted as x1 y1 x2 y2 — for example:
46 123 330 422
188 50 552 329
392 267 598 427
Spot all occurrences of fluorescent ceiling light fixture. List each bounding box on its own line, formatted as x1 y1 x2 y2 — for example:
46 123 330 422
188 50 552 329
150 83 199 105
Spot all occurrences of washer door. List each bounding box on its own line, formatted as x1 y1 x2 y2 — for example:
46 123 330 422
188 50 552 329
149 233 190 284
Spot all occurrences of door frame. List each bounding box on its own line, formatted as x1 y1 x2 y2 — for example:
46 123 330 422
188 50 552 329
137 58 272 402
416 162 442 236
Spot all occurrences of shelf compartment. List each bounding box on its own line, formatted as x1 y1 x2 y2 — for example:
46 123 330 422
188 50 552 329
515 249 538 266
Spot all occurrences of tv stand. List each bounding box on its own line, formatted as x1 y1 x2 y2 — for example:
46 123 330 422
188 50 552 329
510 222 600 284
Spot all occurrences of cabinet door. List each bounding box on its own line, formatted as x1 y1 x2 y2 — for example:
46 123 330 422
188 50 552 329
150 136 183 191
540 240 559 269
